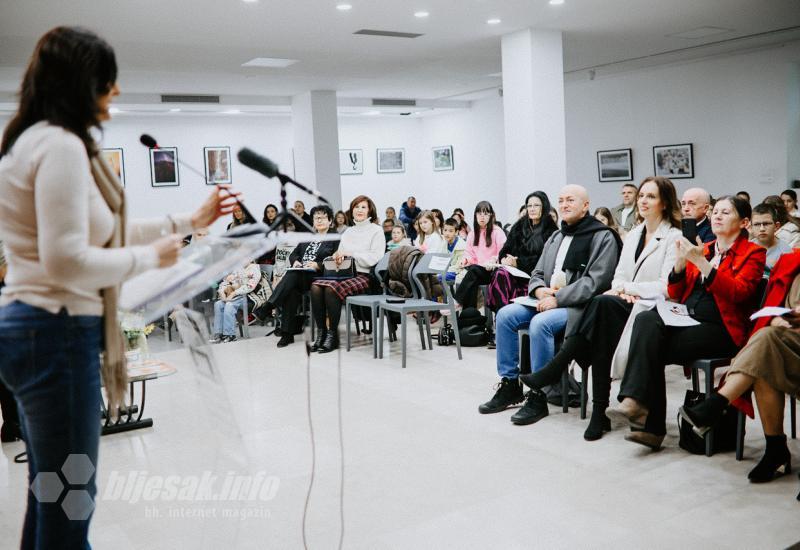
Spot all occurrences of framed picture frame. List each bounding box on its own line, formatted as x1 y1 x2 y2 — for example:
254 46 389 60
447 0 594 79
101 148 126 186
377 148 405 174
596 148 633 182
203 146 232 185
149 147 180 187
432 145 454 171
653 143 694 179
339 149 363 175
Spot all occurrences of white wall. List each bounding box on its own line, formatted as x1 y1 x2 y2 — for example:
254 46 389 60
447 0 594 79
565 43 800 210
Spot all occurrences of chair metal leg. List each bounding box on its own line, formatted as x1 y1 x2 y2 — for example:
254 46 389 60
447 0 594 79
451 304 462 360
561 369 569 414
424 313 433 350
401 314 407 369
691 369 700 393
242 298 250 338
580 366 589 420
371 304 379 359
704 366 714 457
345 302 352 352
736 410 745 461
378 308 385 359
791 395 796 439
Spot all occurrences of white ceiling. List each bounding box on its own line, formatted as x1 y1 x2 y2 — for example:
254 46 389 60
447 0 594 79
1 0 799 109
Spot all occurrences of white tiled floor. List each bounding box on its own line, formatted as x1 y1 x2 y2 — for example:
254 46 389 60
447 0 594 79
1 326 799 549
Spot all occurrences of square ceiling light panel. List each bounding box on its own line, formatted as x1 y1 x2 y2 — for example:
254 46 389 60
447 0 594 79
241 57 299 68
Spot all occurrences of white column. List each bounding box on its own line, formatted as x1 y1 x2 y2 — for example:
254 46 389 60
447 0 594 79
291 91 342 210
501 29 566 219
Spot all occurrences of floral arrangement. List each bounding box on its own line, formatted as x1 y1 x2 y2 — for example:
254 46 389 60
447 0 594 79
120 310 155 362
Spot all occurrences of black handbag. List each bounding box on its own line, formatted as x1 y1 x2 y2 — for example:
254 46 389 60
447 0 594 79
678 389 742 454
320 256 356 279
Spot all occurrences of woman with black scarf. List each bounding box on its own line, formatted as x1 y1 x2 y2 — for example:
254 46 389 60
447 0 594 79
486 191 557 313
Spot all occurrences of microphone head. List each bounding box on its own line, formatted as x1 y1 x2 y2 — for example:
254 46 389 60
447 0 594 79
237 147 279 178
139 134 158 148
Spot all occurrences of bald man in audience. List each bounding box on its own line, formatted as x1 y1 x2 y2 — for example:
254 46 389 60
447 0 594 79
478 184 622 425
681 187 715 243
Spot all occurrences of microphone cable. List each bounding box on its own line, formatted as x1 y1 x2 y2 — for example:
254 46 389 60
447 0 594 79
301 326 345 550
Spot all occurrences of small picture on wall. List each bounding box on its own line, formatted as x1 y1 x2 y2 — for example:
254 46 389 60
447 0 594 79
101 148 125 186
149 147 180 187
433 145 454 171
204 146 232 185
377 148 405 173
340 149 363 175
596 148 633 182
653 143 693 179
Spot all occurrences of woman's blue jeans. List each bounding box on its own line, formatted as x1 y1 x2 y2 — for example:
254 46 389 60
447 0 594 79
0 301 102 550
495 303 568 379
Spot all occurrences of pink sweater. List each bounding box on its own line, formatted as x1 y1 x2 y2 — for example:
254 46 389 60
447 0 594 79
464 226 507 266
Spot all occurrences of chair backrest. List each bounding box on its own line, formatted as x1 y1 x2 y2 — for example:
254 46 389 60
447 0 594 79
373 252 392 295
411 253 452 302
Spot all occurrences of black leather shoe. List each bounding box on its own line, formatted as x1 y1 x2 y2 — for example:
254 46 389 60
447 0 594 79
510 390 549 425
277 334 294 348
319 330 339 354
1 422 23 443
478 378 524 414
310 330 326 352
583 407 612 441
749 435 792 483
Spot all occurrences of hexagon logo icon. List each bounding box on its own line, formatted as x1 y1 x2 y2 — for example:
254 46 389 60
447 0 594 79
30 472 64 503
61 490 95 521
61 454 95 485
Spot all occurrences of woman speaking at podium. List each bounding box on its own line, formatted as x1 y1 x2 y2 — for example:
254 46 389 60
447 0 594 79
0 27 238 549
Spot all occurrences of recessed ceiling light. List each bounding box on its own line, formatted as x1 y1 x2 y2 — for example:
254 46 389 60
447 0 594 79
414 11 429 18
223 109 242 114
549 0 564 5
242 0 258 3
336 3 352 10
487 18 501 25
242 57 298 68
169 108 181 112
363 110 381 116
109 107 121 114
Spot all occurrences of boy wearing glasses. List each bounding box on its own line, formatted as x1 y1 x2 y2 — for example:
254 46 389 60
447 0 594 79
752 203 793 276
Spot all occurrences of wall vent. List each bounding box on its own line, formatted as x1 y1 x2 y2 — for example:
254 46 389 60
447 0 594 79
160 94 221 104
353 29 423 39
372 98 417 107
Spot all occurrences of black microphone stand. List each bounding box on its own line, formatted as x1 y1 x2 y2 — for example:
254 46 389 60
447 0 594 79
267 173 316 234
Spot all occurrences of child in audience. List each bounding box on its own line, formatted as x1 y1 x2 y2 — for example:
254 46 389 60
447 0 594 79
751 203 793 276
431 208 445 231
333 210 348 233
211 262 261 343
442 217 466 283
387 225 411 251
454 201 507 308
414 210 447 253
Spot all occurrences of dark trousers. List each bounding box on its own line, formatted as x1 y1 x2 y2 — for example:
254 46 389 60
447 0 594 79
455 265 492 308
573 294 634 407
0 281 16 431
0 301 103 550
618 309 738 435
268 270 315 331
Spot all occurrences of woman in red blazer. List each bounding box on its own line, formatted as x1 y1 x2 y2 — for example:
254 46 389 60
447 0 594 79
606 196 765 450
680 249 800 484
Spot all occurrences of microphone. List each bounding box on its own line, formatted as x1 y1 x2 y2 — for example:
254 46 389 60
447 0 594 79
139 133 257 224
237 148 330 205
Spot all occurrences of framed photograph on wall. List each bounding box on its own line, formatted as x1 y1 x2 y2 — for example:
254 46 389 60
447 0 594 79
204 146 232 185
432 145 454 171
596 148 633 182
653 143 694 179
101 148 126 186
377 148 405 173
149 147 180 187
340 149 363 175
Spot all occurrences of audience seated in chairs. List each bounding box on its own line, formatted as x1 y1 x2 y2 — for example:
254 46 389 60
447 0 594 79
310 195 385 353
520 177 682 440
763 195 800 249
255 205 338 347
479 185 621 426
606 196 765 450
211 262 261 343
454 201 507 309
387 224 411 251
441 218 466 284
413 210 447 253
679 249 800 483
486 191 557 314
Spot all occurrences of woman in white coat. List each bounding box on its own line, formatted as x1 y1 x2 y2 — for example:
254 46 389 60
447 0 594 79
519 176 682 441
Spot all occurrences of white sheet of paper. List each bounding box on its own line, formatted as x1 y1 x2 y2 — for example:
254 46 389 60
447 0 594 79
429 256 451 271
500 265 531 279
512 296 540 308
750 306 793 321
656 301 700 327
